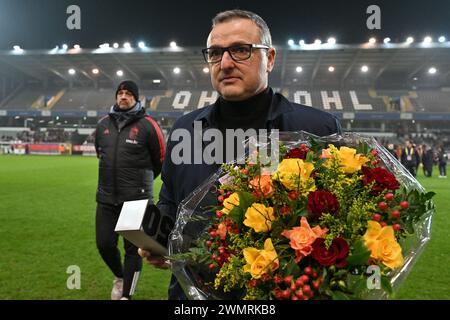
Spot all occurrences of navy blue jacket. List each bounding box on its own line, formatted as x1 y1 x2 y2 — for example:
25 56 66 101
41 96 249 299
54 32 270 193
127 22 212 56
158 89 341 299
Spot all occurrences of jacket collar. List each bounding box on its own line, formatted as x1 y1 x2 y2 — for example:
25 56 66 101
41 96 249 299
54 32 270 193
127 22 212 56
193 87 294 128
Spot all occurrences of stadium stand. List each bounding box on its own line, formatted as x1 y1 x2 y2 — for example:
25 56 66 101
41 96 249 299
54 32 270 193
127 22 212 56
0 44 449 148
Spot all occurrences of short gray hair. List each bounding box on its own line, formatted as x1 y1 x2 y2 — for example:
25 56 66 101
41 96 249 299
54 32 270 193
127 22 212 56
211 9 272 47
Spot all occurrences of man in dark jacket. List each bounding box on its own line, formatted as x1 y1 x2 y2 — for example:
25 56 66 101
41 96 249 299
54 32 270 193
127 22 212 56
401 140 419 177
95 80 165 299
139 9 341 299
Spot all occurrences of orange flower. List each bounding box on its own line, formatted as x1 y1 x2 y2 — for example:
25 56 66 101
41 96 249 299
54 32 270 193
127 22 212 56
217 222 227 240
281 217 328 262
249 175 275 198
320 148 332 159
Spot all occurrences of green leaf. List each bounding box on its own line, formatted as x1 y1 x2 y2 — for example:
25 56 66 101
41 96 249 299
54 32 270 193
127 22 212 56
380 275 393 296
346 274 368 297
237 191 255 211
284 260 301 278
356 142 369 155
424 191 436 200
346 240 371 266
305 151 315 162
331 290 351 300
228 207 244 227
228 191 255 227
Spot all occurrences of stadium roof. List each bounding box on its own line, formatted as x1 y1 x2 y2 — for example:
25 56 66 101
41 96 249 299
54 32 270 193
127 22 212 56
1 42 450 89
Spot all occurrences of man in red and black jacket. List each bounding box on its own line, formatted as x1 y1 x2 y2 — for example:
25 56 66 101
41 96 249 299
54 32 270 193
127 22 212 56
94 80 165 300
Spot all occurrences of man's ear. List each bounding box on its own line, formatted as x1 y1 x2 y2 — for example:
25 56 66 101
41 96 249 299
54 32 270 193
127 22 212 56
266 47 276 73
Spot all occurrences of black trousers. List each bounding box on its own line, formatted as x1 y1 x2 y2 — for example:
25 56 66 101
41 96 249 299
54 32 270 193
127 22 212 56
96 202 143 298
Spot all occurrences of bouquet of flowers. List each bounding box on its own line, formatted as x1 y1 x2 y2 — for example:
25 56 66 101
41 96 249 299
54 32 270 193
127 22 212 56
168 132 435 300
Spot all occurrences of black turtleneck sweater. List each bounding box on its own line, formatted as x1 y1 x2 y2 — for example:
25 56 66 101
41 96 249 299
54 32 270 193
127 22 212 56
216 87 272 132
214 88 272 162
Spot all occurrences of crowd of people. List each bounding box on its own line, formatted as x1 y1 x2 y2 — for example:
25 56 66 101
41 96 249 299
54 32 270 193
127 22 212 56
382 139 448 178
1 129 85 144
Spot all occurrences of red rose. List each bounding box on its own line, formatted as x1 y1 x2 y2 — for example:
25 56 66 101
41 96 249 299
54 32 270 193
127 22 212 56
307 190 339 220
284 148 307 159
311 237 349 268
361 166 400 195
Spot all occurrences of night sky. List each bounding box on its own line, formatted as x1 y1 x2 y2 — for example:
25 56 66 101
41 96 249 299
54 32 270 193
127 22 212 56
0 0 449 50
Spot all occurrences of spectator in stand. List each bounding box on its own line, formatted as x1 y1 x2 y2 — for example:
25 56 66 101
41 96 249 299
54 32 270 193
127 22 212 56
401 140 420 177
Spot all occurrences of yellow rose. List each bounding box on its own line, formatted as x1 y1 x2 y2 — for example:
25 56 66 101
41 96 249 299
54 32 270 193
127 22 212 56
363 221 404 269
243 203 276 233
274 158 315 191
363 220 383 253
222 192 240 214
335 146 369 174
243 238 279 279
375 237 404 269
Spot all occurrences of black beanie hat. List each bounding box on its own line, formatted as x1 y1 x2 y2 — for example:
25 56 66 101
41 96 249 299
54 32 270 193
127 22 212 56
116 80 139 101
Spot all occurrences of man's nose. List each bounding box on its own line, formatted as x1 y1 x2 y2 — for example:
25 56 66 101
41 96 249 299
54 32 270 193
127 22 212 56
220 51 235 69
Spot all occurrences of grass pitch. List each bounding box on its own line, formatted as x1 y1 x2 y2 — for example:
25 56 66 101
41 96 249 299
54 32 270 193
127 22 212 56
0 155 448 299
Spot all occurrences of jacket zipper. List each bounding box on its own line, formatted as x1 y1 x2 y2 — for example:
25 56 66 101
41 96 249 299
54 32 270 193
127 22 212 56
113 127 121 205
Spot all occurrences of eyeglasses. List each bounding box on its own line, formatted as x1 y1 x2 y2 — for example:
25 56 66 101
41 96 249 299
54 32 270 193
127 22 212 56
202 44 270 63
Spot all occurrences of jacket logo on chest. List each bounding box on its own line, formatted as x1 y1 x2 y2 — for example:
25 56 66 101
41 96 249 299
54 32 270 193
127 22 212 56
103 128 110 135
129 126 139 140
126 126 140 144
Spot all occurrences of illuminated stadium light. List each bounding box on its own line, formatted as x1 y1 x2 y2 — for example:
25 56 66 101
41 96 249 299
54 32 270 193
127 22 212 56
202 67 210 73
295 66 303 73
173 67 181 74
49 45 59 54
138 41 146 49
314 39 322 45
299 40 305 46
361 65 369 73
153 79 161 83
68 68 76 75
116 70 124 77
73 44 81 50
99 43 110 49
406 37 414 44
413 77 418 81
123 42 131 49
113 42 119 49
13 45 23 52
328 66 335 72
438 36 446 43
287 39 294 46
92 68 99 74
14 116 20 119
62 44 68 50
423 36 432 44
383 37 391 44
327 37 336 45
428 67 437 74
170 41 177 48
368 37 376 44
